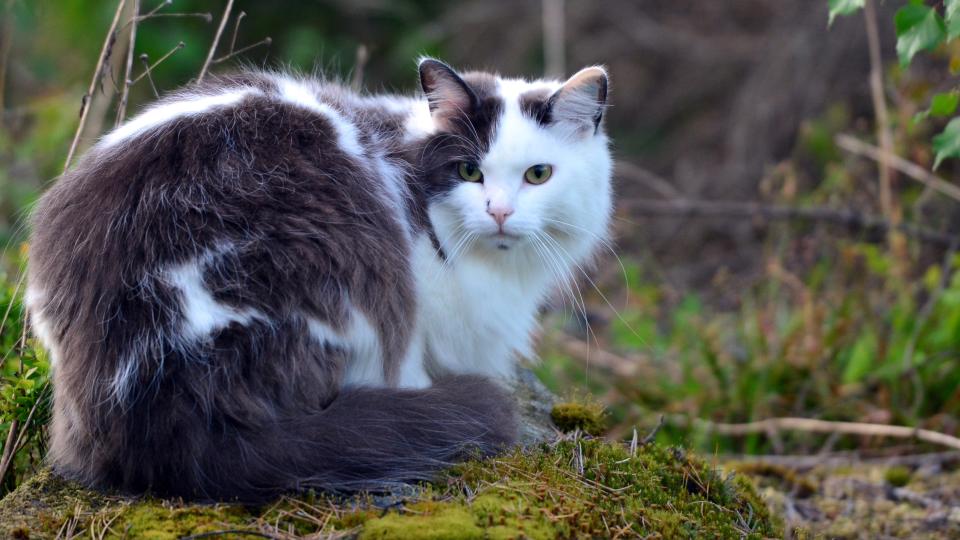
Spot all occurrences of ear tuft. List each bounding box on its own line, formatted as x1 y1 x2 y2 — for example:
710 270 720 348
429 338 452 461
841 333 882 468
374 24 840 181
549 66 609 136
418 58 477 116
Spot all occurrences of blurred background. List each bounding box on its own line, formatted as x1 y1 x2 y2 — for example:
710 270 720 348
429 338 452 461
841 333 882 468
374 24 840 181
3 1 960 536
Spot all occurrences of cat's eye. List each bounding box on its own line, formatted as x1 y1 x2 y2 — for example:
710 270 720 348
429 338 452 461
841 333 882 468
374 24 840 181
458 162 483 182
524 164 553 185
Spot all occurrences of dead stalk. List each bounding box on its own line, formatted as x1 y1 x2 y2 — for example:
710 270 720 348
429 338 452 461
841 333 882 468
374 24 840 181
198 0 234 82
64 0 128 171
115 0 141 127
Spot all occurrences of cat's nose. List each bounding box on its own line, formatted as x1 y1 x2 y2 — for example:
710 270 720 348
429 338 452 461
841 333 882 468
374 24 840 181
487 206 514 228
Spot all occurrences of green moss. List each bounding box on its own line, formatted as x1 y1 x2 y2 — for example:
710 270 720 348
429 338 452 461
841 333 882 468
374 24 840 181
0 440 780 539
361 506 483 540
116 502 251 540
549 401 607 435
884 466 912 487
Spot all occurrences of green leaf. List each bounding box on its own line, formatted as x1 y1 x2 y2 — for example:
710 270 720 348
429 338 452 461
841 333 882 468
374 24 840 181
947 0 960 39
933 117 960 168
915 91 960 125
895 4 946 67
828 0 865 26
931 92 960 117
843 331 877 384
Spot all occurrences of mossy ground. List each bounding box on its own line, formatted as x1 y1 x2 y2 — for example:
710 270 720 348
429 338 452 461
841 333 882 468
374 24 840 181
0 437 780 539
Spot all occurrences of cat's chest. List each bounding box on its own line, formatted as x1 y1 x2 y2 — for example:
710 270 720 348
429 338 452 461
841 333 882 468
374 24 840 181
411 236 547 377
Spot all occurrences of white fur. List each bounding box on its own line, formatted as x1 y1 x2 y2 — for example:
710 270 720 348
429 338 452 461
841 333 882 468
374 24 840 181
24 287 61 367
275 77 365 158
101 88 258 147
341 308 386 387
165 251 264 340
415 74 613 380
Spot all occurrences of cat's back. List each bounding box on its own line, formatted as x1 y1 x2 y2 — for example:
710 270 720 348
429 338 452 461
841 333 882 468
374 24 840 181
27 72 419 386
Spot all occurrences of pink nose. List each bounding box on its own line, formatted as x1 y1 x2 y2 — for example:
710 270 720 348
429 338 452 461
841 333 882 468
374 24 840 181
488 207 513 228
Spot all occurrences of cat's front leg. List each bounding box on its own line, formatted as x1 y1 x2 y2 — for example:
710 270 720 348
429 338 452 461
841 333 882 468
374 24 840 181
397 330 432 389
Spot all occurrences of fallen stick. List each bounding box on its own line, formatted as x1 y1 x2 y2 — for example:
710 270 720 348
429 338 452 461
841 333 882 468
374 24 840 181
681 416 960 451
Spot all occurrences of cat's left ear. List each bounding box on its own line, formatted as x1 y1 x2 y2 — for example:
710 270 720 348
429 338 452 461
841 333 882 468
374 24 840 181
549 66 608 137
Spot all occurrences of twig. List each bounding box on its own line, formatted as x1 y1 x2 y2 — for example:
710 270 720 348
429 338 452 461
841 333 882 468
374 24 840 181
131 41 184 86
115 0 140 127
0 0 15 114
0 418 19 487
198 0 234 82
615 160 682 198
351 44 368 92
138 54 159 97
621 198 956 247
211 37 271 65
64 0 128 171
228 10 245 55
542 0 565 79
723 450 960 469
836 134 960 203
683 416 960 451
864 0 897 226
641 415 665 445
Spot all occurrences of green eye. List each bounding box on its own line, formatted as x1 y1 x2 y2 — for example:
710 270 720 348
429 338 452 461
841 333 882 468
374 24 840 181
524 164 553 185
458 162 483 182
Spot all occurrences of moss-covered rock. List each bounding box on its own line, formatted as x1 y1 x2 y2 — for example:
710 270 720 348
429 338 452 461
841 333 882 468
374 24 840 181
0 438 780 539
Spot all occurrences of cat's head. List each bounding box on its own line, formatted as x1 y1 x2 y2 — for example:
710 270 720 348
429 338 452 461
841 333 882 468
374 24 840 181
416 59 613 268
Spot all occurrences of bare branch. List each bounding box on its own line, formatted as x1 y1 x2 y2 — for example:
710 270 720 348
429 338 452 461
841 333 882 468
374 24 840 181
350 44 368 92
864 0 897 227
131 41 184 86
211 37 271 65
542 0 565 79
621 198 956 247
198 0 234 82
836 133 960 203
64 0 128 171
679 416 960 451
115 0 141 127
228 10 246 55
138 54 159 97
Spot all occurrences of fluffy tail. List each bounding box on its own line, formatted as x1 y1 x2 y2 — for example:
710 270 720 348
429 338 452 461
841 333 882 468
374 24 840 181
141 375 517 502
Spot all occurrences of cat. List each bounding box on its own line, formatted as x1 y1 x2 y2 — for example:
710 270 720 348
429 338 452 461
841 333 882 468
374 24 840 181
25 58 613 502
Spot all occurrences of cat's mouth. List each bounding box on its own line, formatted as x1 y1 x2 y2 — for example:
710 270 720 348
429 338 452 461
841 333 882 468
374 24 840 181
489 231 522 251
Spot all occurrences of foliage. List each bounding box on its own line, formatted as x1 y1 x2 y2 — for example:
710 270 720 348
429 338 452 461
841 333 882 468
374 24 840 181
0 260 50 498
0 439 781 539
829 0 960 168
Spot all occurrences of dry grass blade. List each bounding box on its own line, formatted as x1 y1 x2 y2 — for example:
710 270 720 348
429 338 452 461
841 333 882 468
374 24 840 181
115 0 140 127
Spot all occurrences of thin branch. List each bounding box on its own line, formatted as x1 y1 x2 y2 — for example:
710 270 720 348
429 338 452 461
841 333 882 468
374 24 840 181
0 0 15 114
228 10 245 55
211 37 271 65
684 416 960 451
350 44 369 92
641 416 665 445
131 41 184 86
836 133 960 203
615 160 682 198
0 419 19 487
198 0 234 82
621 198 956 247
138 54 158 97
864 0 897 226
115 0 140 127
64 0 128 171
542 0 565 79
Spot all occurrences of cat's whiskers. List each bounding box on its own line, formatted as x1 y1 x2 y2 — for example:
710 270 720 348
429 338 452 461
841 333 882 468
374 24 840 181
537 232 652 351
532 231 597 357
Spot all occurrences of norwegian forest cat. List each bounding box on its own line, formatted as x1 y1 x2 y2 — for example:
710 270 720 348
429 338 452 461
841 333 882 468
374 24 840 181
26 59 612 502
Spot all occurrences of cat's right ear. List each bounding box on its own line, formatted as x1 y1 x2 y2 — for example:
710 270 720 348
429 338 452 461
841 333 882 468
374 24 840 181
418 58 478 118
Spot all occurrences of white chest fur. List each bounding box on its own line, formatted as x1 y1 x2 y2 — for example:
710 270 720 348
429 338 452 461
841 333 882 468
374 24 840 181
409 235 552 379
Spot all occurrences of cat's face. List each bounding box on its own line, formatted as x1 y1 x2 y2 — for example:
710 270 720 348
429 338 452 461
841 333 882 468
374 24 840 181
417 60 613 265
